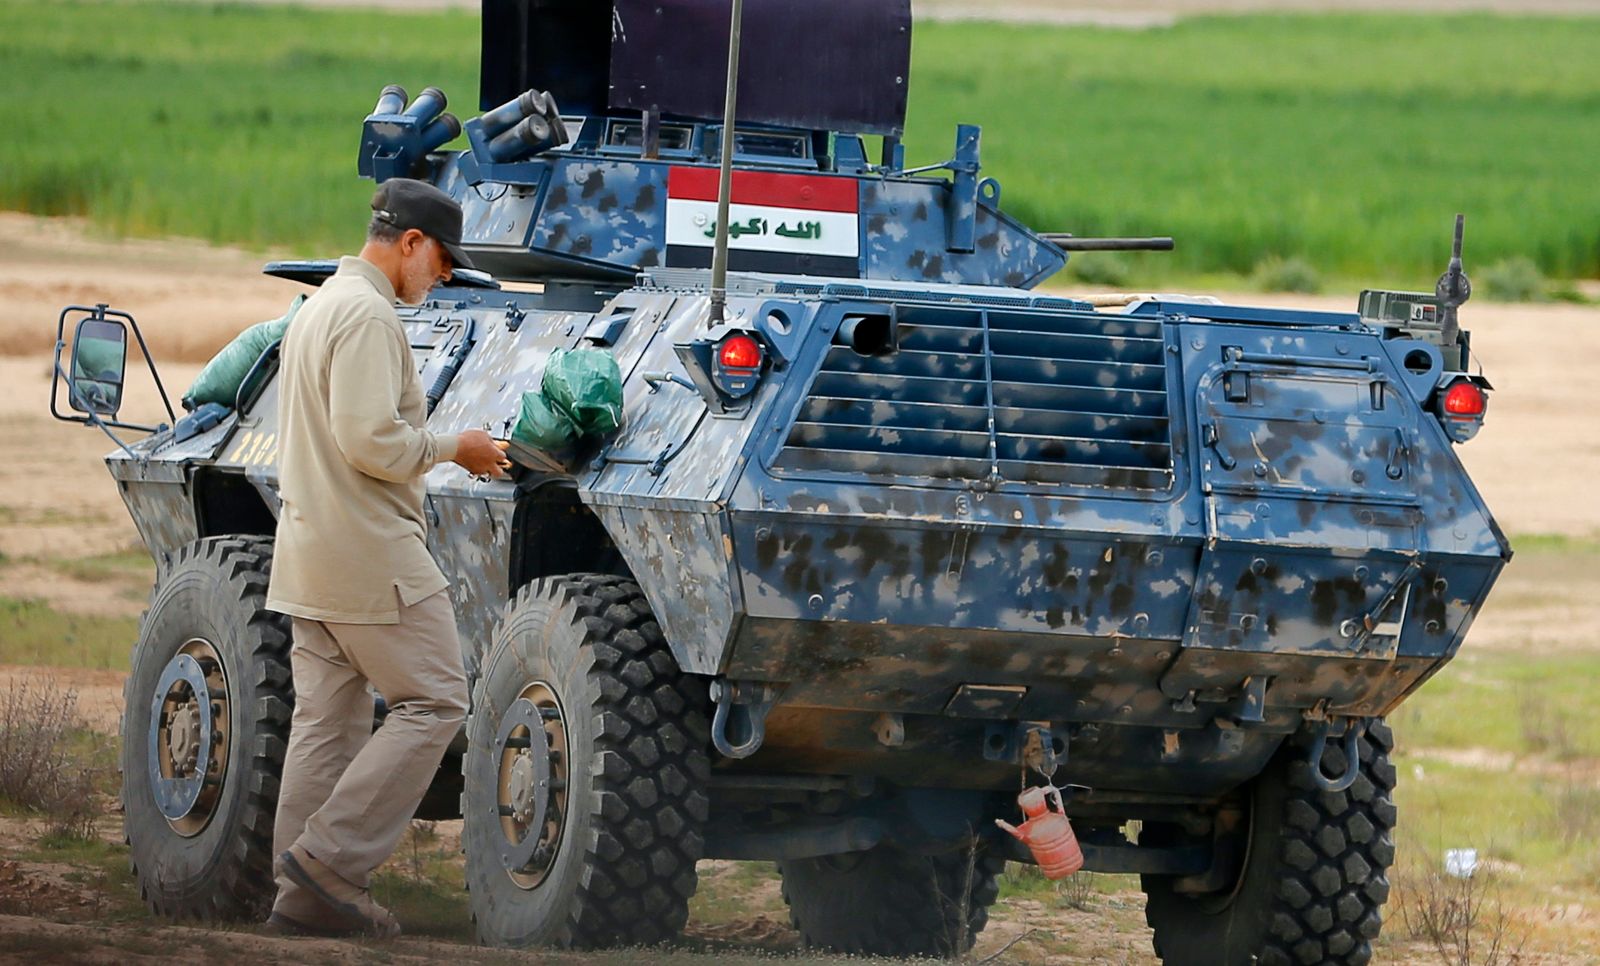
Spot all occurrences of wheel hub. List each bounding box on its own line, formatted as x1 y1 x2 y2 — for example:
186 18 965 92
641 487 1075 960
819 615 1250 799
494 682 569 889
167 701 201 776
507 750 538 824
147 639 230 836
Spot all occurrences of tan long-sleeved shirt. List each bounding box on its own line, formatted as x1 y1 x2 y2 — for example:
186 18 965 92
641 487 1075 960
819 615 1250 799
266 256 459 624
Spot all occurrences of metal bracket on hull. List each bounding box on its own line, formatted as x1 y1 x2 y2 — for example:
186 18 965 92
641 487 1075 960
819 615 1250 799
1305 717 1369 793
709 679 782 759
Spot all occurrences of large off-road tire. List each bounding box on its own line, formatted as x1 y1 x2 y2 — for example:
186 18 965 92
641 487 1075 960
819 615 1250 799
462 575 711 948
779 844 1006 957
1142 719 1398 966
120 536 293 920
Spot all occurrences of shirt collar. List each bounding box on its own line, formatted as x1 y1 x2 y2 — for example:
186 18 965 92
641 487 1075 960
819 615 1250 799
337 255 397 304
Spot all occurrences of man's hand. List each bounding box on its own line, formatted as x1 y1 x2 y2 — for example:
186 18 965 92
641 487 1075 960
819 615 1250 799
454 429 511 479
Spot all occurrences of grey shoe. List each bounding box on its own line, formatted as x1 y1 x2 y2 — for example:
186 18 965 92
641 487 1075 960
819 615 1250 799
277 844 401 939
264 882 365 938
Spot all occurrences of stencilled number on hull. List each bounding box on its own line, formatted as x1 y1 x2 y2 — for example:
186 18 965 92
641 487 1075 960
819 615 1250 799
225 430 279 467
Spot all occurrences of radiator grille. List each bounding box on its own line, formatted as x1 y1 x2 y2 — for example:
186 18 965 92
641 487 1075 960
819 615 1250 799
773 304 1173 489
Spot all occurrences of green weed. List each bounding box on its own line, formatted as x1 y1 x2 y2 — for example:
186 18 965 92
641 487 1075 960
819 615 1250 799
370 868 472 941
1479 256 1547 302
1393 650 1600 759
1063 253 1132 287
1510 532 1600 555
46 547 153 584
0 596 137 669
1251 255 1322 294
0 4 1597 285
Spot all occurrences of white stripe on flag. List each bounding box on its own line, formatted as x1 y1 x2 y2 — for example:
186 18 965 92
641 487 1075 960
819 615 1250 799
665 198 859 258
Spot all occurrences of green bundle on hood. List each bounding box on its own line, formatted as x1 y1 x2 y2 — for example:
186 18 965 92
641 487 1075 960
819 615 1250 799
182 295 307 410
511 348 623 451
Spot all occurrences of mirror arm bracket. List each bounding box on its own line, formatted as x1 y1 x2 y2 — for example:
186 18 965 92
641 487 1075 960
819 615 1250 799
50 303 175 435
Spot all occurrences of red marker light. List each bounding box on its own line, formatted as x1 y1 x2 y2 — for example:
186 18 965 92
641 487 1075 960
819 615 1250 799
1443 381 1486 416
719 334 763 370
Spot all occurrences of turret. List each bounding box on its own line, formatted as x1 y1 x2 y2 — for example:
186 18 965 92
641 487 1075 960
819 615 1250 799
355 0 1071 289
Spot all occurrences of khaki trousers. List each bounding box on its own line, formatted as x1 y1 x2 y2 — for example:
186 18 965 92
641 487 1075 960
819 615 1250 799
271 589 468 897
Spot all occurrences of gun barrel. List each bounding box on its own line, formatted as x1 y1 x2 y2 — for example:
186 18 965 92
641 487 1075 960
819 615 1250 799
1042 235 1175 252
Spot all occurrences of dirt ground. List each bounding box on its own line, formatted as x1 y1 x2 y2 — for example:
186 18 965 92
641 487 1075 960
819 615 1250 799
1 212 1597 962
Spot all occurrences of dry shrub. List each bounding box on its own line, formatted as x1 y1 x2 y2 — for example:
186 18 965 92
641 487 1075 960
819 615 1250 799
1058 868 1096 911
403 819 440 882
0 678 104 840
1549 777 1600 846
1517 691 1580 761
1395 846 1529 966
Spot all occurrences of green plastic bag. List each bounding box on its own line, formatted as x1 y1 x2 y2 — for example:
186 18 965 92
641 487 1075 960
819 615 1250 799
542 348 623 436
511 348 623 452
182 294 306 410
512 391 576 451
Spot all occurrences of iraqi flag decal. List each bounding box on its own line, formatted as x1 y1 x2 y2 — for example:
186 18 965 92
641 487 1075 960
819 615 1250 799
665 167 860 277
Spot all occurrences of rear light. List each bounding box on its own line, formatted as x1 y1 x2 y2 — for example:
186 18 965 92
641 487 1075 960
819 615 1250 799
1437 378 1488 443
712 333 765 400
1443 380 1486 416
719 334 763 370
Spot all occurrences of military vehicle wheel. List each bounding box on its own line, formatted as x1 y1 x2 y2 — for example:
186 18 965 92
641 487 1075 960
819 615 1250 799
779 844 1006 956
120 536 292 920
461 574 711 948
1142 719 1398 966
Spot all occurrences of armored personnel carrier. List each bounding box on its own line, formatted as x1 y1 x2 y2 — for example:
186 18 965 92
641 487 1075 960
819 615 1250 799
50 1 1507 963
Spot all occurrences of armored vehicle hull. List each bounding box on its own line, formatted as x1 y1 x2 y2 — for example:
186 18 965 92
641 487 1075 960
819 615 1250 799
53 1 1507 962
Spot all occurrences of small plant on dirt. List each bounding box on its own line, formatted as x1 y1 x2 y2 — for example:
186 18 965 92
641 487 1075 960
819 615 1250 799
0 678 104 840
1478 257 1545 303
1547 776 1600 846
1395 843 1529 966
1251 255 1322 294
1517 690 1579 760
403 818 439 882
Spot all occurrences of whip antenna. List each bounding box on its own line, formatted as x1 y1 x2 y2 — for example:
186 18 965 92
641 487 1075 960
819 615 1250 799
708 0 744 325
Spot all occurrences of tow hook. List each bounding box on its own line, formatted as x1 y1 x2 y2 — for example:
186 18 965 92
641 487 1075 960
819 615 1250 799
709 679 781 759
1305 716 1369 793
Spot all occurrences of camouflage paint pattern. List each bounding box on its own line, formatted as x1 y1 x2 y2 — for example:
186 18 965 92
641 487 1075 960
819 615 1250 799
97 135 1506 804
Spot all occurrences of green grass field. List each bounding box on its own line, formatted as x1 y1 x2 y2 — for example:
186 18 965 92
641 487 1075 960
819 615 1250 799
1 1 1597 287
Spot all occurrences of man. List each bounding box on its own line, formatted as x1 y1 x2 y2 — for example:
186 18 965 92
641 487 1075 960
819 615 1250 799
264 178 509 937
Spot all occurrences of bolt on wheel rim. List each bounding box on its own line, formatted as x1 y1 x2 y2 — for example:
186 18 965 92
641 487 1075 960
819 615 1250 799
147 639 230 837
493 681 569 890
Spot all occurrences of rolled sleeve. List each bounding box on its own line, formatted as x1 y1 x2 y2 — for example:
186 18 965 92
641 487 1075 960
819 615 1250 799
327 317 451 482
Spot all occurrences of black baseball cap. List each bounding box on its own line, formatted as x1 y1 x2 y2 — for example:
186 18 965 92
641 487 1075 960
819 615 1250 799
371 178 476 271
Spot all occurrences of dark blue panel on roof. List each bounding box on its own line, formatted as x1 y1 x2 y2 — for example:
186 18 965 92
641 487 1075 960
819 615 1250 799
480 0 912 135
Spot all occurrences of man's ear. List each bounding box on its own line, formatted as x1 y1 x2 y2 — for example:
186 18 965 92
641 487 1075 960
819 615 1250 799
399 227 428 256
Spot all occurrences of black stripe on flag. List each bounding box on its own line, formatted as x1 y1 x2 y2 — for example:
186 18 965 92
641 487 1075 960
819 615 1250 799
664 246 860 278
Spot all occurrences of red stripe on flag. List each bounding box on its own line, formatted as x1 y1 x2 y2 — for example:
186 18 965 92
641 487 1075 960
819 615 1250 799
668 167 858 213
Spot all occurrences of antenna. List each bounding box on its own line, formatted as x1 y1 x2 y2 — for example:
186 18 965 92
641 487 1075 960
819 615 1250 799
1436 213 1471 346
708 0 745 326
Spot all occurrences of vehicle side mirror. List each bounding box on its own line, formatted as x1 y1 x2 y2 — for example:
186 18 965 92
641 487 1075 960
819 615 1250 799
69 317 128 416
